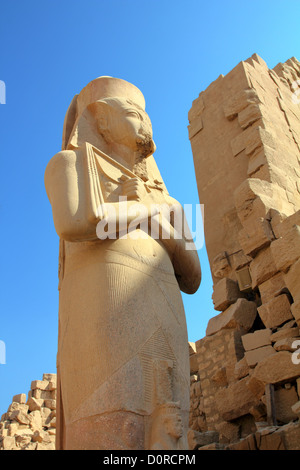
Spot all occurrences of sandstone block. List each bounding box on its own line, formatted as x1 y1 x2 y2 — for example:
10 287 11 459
27 396 44 412
256 429 285 450
270 225 300 273
283 258 300 301
2 436 17 450
291 299 300 325
33 389 53 400
211 367 228 386
238 103 263 129
42 373 56 382
49 417 56 428
212 277 242 311
242 328 272 351
35 441 56 450
206 298 257 336
250 246 278 289
279 421 300 450
187 429 219 450
258 273 286 304
41 407 52 426
12 393 26 405
248 351 300 392
270 326 299 342
15 434 32 448
245 345 276 368
223 88 260 121
216 376 259 421
48 381 57 391
274 387 299 424
44 399 56 411
226 433 257 450
238 220 274 258
234 357 250 380
31 380 49 391
249 402 267 422
29 410 43 430
291 400 300 416
272 210 300 239
189 354 198 375
7 422 19 437
231 126 275 158
10 410 31 426
274 337 300 352
215 421 240 443
258 294 293 328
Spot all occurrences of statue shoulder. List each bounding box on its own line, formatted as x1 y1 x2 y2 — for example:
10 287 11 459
45 149 78 174
44 149 82 199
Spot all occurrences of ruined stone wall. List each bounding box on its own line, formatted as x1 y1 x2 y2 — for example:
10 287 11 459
188 55 300 450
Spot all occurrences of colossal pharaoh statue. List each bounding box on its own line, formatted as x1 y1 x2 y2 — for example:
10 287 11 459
45 77 201 450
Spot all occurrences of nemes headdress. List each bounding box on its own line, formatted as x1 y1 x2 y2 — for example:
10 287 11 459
62 76 146 150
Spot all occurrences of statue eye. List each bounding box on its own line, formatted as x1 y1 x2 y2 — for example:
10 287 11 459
127 110 140 119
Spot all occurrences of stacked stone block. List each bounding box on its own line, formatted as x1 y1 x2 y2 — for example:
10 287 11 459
0 374 56 450
188 55 300 449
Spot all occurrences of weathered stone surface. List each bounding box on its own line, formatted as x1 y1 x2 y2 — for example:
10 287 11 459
270 325 299 342
274 336 300 352
2 436 17 450
242 328 272 351
31 380 49 391
189 353 198 375
258 294 293 328
238 221 273 258
255 428 285 450
234 357 250 380
226 433 257 450
280 421 300 450
291 400 300 416
206 298 257 336
270 225 300 273
12 394 26 405
27 396 44 412
283 258 300 301
187 429 219 450
274 387 299 423
216 377 259 421
258 273 286 304
248 351 300 391
244 345 276 368
250 246 278 289
0 373 57 451
188 54 300 450
212 278 243 312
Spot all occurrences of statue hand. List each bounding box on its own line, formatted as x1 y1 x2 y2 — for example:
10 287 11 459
121 177 147 201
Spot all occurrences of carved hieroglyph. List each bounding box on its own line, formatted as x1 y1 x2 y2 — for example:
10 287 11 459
45 76 201 450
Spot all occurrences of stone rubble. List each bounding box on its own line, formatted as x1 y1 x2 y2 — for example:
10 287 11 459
0 374 56 450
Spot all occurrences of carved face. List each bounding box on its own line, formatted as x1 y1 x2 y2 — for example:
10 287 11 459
95 98 156 157
165 412 183 439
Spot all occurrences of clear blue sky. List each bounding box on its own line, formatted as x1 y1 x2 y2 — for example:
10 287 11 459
0 0 300 416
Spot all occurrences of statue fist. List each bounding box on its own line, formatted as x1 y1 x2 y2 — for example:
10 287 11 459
121 177 147 201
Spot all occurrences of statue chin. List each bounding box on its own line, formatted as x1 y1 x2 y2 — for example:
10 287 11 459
136 136 156 158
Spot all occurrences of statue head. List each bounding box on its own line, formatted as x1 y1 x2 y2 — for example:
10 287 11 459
150 401 183 446
88 97 156 158
63 76 156 158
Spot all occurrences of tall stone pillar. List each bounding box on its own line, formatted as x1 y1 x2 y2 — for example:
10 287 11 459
188 55 300 445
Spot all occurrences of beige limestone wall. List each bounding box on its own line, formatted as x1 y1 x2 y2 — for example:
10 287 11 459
189 54 300 285
188 55 300 450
